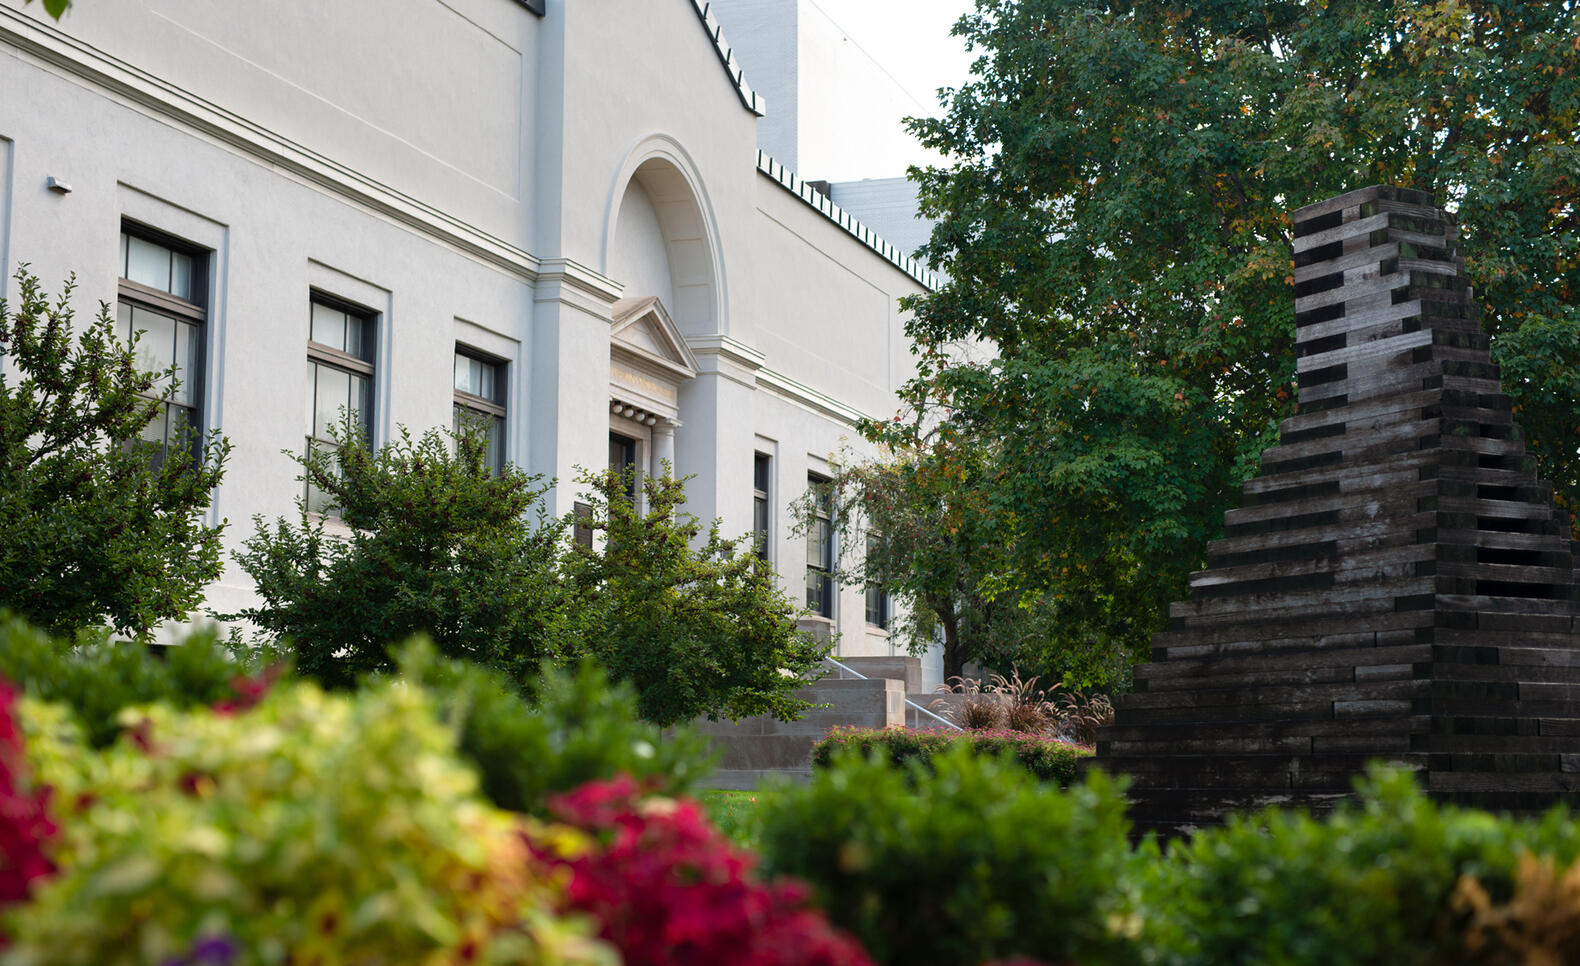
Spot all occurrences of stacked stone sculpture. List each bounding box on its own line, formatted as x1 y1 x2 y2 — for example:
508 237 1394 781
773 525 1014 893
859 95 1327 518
1098 186 1580 836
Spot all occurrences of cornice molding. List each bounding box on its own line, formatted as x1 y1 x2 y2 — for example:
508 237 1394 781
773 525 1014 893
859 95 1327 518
755 366 869 427
0 8 544 283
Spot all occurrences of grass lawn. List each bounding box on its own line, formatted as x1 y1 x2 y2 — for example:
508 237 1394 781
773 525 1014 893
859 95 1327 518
699 789 762 849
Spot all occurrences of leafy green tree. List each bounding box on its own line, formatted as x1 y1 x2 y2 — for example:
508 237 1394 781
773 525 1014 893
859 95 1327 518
229 421 565 688
0 268 230 638
903 0 1580 664
798 431 1138 686
558 468 829 727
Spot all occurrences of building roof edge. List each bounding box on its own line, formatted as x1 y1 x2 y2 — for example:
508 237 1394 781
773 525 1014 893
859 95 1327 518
756 151 939 292
690 1 767 117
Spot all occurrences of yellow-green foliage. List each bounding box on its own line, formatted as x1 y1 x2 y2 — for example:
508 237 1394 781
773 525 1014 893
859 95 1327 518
5 679 616 966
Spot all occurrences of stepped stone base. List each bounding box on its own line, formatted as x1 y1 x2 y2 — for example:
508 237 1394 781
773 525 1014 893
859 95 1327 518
1096 186 1580 837
695 676 905 789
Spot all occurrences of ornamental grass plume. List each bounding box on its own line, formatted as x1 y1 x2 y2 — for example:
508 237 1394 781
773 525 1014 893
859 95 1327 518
539 775 874 966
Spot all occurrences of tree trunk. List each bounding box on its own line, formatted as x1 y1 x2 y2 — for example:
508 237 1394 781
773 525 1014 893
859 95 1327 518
937 602 965 681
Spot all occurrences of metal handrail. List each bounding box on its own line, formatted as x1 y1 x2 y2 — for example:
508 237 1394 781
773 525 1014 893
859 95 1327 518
822 655 963 730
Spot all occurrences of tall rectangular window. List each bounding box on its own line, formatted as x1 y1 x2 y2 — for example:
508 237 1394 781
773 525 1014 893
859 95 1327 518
117 227 206 470
865 533 890 629
753 452 772 560
806 473 834 618
305 295 375 516
453 348 506 474
609 432 639 505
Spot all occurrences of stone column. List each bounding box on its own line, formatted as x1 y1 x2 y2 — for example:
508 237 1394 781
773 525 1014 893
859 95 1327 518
652 419 678 478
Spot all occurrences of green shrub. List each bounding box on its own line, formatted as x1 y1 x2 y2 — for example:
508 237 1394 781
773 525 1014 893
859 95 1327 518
6 676 614 965
1144 767 1580 966
811 726 1090 786
0 611 262 746
229 423 566 689
556 468 829 726
0 268 230 639
395 641 716 815
758 742 1142 966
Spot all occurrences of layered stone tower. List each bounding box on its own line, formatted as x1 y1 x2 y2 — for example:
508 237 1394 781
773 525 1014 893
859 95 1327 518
1098 186 1580 835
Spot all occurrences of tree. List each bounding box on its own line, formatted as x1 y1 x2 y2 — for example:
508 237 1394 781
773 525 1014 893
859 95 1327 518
0 268 229 638
229 421 566 688
902 0 1580 667
558 468 829 727
795 428 1137 687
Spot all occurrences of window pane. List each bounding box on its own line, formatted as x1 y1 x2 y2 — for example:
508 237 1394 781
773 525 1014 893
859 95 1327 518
310 302 346 351
171 322 197 405
754 453 771 493
345 314 363 358
455 353 496 400
486 414 504 471
349 372 369 437
126 235 171 291
305 361 317 438
131 306 176 390
305 438 340 516
168 401 197 451
313 363 350 439
171 252 194 302
117 301 133 343
120 232 130 278
140 401 167 446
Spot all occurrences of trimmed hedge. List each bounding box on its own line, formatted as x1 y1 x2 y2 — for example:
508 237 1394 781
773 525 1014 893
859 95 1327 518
762 742 1138 966
763 753 1580 966
811 726 1090 786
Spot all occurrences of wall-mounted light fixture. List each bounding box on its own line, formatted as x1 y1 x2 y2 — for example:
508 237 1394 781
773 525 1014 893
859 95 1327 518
45 176 72 195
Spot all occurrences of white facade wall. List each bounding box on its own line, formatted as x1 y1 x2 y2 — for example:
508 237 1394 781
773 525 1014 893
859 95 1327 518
0 0 937 677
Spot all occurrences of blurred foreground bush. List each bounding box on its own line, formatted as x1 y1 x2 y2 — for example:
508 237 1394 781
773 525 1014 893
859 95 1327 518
4 675 615 965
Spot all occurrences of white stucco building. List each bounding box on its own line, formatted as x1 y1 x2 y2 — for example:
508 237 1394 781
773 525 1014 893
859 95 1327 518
0 0 942 682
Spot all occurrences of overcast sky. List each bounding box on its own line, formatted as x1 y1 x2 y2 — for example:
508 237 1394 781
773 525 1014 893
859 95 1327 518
805 0 977 119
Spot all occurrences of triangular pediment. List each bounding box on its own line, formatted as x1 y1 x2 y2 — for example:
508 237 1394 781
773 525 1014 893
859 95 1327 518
611 296 699 379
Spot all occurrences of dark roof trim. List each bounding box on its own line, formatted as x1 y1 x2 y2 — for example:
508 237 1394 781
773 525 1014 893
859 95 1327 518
757 151 939 291
515 0 545 16
690 1 766 116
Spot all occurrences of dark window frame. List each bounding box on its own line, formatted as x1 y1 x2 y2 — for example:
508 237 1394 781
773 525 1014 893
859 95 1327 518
805 472 834 619
305 291 377 516
865 532 890 629
753 452 772 561
116 223 209 469
609 431 640 506
453 345 507 474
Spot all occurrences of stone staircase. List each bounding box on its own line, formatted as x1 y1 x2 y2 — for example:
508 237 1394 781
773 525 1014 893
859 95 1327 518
695 656 929 789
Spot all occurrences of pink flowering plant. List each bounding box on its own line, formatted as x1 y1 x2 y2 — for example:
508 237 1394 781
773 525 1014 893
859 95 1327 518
538 775 874 966
0 678 56 937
